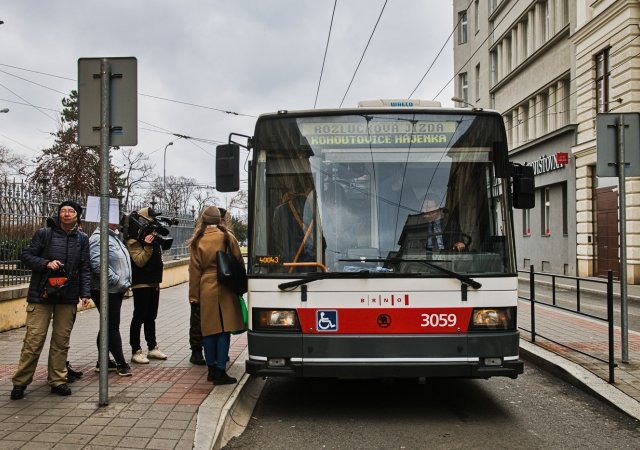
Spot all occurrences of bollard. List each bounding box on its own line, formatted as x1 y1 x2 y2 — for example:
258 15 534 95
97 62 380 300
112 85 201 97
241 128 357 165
530 264 535 343
607 270 615 383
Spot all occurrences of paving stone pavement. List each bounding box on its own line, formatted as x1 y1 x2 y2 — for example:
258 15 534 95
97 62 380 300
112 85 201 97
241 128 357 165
0 283 247 449
1 278 639 449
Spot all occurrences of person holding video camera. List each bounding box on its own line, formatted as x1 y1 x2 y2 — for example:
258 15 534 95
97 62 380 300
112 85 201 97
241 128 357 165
10 200 91 400
126 207 169 364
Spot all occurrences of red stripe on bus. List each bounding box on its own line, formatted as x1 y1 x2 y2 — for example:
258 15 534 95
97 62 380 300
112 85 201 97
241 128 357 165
298 308 473 334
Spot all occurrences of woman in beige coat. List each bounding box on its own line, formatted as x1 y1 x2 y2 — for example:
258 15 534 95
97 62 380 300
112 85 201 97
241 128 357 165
188 206 244 384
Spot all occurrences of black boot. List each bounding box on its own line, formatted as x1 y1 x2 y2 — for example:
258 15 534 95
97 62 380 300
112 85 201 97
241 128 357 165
190 349 206 366
207 366 216 382
66 361 83 383
213 367 237 385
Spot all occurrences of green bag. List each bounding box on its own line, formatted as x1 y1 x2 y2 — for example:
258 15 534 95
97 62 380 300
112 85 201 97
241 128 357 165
231 295 248 335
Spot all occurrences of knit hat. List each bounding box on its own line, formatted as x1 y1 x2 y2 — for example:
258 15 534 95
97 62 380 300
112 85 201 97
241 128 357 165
58 200 83 223
201 206 221 225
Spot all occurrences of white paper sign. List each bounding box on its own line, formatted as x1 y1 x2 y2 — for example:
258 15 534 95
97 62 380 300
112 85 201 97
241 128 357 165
85 196 120 224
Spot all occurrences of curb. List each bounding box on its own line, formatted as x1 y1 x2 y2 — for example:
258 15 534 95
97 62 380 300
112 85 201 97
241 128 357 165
194 348 265 450
519 339 640 421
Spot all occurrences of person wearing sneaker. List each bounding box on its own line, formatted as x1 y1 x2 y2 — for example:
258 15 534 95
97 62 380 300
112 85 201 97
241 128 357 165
10 200 91 400
187 206 244 385
89 222 133 376
125 207 168 364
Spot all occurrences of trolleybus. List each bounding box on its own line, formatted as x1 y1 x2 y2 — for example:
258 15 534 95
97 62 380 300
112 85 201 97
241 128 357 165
216 99 534 379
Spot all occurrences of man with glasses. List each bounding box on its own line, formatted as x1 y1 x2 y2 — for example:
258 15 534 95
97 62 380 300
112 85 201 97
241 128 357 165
10 200 91 400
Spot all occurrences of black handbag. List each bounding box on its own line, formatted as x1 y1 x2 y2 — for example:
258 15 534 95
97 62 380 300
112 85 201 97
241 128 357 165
216 233 248 295
43 267 69 301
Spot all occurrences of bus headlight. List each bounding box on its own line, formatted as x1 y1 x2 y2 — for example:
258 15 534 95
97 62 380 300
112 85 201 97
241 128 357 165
469 307 516 330
253 308 300 332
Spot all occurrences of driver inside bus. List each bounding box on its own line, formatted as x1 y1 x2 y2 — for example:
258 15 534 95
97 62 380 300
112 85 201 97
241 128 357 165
421 196 466 252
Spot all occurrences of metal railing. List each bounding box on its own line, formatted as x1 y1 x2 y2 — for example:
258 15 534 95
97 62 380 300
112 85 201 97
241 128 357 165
518 265 616 383
0 181 195 288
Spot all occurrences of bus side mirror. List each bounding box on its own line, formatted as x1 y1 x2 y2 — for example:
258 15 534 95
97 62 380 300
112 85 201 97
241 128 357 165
512 164 535 209
216 144 240 192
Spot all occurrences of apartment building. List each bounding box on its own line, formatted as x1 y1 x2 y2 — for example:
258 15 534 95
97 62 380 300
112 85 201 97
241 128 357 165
571 0 640 282
453 0 577 276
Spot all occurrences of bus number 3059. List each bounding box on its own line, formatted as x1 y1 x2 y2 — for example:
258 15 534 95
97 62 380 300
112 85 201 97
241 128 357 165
421 313 457 327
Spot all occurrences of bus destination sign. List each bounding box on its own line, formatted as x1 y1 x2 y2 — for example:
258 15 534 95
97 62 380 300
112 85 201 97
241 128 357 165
300 121 458 148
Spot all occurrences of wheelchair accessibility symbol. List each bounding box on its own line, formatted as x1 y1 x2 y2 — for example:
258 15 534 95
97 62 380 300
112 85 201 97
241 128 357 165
316 310 338 332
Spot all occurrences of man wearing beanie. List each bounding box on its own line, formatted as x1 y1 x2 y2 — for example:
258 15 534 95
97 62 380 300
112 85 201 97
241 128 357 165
10 200 91 400
127 207 168 364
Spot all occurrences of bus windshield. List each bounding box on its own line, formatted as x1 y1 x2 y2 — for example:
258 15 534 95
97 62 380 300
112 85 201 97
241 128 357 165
250 112 516 276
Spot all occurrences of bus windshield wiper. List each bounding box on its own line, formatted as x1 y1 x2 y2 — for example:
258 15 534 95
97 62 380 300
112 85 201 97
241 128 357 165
342 257 482 289
278 271 375 290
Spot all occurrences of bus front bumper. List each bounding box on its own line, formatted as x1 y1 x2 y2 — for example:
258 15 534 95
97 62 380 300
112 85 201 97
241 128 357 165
245 331 524 379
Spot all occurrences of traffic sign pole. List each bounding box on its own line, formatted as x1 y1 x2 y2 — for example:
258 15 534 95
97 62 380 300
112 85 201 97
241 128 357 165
617 114 629 363
98 58 111 406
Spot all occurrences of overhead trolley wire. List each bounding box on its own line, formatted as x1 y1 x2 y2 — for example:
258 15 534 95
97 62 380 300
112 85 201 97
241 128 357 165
0 62 256 118
408 0 474 99
338 0 389 108
314 0 338 109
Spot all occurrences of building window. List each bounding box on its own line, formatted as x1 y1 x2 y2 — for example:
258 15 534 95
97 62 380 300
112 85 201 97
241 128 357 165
490 51 498 85
459 11 468 44
489 0 498 14
522 20 528 58
540 1 548 44
505 37 512 72
459 72 469 104
475 0 480 33
541 187 550 235
521 104 529 142
544 0 551 41
540 93 548 134
523 209 531 236
596 48 611 113
475 64 481 101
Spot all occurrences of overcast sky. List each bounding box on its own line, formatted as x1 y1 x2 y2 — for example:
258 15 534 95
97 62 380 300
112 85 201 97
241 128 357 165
0 0 455 188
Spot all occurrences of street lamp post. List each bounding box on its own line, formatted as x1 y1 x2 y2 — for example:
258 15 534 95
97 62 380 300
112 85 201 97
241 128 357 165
163 141 174 199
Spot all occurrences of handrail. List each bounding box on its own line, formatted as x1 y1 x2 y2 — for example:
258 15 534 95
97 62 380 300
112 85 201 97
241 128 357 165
282 262 329 273
518 265 616 383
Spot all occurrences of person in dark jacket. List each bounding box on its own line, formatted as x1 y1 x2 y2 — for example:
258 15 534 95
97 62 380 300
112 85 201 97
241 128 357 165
127 207 168 364
10 200 91 400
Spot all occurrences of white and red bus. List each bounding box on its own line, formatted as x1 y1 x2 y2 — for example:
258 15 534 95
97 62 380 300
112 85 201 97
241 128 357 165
216 100 534 379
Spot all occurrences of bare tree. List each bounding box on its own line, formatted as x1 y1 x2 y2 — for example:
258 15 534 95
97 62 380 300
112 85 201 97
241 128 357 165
116 148 155 209
192 187 220 214
150 176 200 214
0 144 26 179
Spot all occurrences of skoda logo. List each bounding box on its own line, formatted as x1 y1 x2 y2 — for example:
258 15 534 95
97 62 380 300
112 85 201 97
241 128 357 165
377 314 391 328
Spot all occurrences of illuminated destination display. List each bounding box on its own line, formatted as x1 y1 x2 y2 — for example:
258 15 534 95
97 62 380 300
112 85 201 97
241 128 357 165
300 121 459 147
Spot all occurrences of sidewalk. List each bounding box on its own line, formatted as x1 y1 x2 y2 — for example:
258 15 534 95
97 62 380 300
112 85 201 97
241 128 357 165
1 282 639 450
0 283 248 449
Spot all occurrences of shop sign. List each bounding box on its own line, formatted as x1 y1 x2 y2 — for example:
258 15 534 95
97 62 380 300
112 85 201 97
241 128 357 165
528 153 567 176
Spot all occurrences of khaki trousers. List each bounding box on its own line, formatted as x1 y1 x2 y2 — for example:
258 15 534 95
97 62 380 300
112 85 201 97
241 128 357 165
12 303 77 387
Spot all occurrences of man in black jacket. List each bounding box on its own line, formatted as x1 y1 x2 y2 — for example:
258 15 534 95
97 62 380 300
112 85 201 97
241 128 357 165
10 200 91 400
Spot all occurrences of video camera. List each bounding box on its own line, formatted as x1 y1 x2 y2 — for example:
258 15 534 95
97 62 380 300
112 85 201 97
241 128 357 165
121 208 179 251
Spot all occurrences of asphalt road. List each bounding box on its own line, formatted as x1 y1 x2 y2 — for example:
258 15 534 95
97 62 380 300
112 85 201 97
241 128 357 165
224 361 640 450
